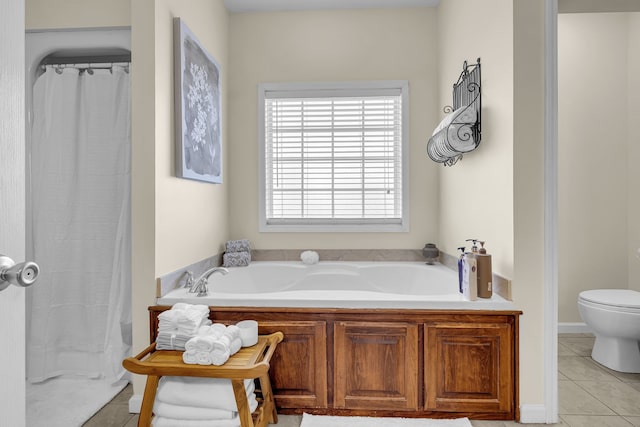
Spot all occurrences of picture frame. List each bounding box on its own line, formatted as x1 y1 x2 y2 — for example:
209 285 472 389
173 17 222 183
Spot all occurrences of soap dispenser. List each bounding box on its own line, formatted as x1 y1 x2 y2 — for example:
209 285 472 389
476 241 493 298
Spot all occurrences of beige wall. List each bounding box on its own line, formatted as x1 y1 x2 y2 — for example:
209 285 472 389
26 0 130 28
227 8 440 250
513 0 546 409
558 13 640 322
130 0 230 394
436 0 514 279
26 0 552 413
628 14 640 292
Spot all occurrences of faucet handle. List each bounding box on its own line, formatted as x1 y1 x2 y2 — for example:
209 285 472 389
183 270 194 288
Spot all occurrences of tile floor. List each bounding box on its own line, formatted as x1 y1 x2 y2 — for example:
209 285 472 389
83 334 640 427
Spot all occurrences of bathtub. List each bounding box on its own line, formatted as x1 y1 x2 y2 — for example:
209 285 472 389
157 261 514 310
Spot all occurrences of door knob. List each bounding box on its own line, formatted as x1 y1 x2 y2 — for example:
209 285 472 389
0 255 40 292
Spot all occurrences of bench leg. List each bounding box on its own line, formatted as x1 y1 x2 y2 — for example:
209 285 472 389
138 375 160 427
259 373 278 424
232 379 254 427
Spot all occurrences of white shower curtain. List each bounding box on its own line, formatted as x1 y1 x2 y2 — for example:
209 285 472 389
27 64 131 383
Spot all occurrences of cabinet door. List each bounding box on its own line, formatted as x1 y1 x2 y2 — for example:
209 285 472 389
258 321 328 408
334 321 419 410
424 322 514 414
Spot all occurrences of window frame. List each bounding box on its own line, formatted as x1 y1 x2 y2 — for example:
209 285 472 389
258 80 410 233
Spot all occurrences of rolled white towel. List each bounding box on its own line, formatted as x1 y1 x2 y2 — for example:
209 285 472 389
300 250 319 265
156 377 255 410
229 337 242 356
224 325 240 340
211 335 232 353
152 416 241 427
210 348 230 366
196 325 212 336
153 401 237 420
182 350 197 365
195 351 214 365
210 323 227 338
185 335 217 352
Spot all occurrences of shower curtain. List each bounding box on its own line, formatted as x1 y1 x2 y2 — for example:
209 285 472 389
27 64 131 383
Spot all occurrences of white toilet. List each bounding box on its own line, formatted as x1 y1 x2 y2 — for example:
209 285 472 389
578 289 640 373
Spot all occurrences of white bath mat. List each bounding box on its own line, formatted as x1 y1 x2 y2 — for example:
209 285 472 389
26 376 128 427
300 413 473 427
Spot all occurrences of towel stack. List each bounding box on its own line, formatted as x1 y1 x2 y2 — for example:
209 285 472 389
183 324 242 366
152 376 258 427
222 239 251 267
156 303 211 350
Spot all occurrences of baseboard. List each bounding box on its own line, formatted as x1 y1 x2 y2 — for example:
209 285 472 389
519 404 550 424
128 395 142 414
558 322 592 334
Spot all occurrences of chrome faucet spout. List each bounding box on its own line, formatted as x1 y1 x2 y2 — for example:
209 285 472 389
191 267 229 296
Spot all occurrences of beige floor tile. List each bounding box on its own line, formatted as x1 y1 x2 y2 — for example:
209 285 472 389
630 383 640 393
277 414 303 427
560 415 634 427
624 417 640 427
559 356 621 382
559 342 578 356
123 414 139 427
559 380 615 415
576 381 640 416
596 366 640 384
82 403 135 427
558 336 595 357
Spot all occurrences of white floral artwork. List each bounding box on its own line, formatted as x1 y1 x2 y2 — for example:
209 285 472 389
174 18 222 183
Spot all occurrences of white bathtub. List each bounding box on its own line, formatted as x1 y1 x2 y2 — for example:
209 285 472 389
157 261 514 310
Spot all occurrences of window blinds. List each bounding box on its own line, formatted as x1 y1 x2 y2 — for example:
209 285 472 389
264 90 403 224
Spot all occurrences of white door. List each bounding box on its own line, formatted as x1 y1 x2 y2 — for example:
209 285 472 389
0 0 27 426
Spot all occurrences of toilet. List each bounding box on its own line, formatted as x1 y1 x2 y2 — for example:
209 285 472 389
578 289 640 373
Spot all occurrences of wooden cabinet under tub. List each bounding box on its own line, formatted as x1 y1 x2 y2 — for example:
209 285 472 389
148 306 521 421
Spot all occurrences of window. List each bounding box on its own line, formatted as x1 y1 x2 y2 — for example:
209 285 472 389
259 81 409 232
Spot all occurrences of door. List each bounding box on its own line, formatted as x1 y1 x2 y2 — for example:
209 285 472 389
334 321 419 411
0 0 27 426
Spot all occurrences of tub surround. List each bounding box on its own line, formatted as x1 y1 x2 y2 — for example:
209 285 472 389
148 305 521 421
158 249 513 302
157 261 515 311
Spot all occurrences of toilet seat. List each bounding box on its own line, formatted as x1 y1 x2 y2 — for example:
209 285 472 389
579 289 640 310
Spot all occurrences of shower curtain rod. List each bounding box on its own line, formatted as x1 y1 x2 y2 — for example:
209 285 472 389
40 54 131 69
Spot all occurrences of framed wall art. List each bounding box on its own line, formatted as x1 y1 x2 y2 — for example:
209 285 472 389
174 17 222 183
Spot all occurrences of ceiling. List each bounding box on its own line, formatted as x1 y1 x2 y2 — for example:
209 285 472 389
223 0 440 13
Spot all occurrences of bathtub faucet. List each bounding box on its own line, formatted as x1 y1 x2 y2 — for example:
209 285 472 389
191 267 229 297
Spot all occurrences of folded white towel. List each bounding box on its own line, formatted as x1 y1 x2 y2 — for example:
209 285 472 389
153 402 236 420
156 332 191 351
152 416 241 427
185 335 217 352
156 377 254 411
171 303 209 316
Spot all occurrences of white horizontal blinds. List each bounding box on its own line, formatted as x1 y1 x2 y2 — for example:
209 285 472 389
264 90 402 224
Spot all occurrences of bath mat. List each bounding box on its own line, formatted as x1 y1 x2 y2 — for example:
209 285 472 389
300 413 473 427
26 376 128 427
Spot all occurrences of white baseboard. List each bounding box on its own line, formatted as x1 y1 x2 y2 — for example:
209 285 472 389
129 395 142 414
558 322 592 334
520 404 551 424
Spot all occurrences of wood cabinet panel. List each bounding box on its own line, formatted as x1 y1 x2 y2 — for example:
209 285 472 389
424 322 514 414
257 321 328 409
334 321 419 410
